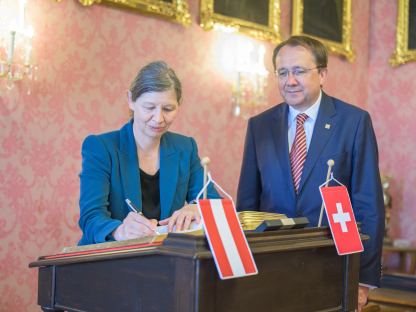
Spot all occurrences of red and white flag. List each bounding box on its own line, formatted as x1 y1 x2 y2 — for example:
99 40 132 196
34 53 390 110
320 185 364 255
198 199 258 279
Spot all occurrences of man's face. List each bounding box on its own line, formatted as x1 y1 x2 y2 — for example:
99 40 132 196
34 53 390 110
275 45 327 111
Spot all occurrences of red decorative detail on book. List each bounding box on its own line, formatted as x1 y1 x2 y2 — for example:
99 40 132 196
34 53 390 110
42 241 163 260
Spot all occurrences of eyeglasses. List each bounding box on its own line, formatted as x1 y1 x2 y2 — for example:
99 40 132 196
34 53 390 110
274 66 323 80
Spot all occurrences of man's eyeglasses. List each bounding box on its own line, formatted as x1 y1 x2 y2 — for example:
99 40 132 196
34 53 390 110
274 66 323 80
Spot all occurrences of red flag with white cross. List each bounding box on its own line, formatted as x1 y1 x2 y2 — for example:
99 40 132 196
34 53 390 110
320 185 364 255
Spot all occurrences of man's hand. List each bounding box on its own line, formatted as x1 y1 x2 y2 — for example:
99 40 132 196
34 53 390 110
356 285 369 312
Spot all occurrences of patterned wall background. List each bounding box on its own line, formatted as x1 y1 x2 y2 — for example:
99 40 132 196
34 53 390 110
368 0 416 244
0 0 413 311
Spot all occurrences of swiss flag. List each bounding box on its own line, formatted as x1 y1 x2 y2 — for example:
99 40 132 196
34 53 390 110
320 186 364 255
198 199 258 279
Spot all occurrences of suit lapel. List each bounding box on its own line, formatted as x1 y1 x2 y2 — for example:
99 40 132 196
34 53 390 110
159 134 179 220
272 104 297 198
298 93 337 194
118 121 142 211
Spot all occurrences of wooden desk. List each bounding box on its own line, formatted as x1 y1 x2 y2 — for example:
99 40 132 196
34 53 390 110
383 244 416 274
30 228 361 312
362 303 381 312
368 288 416 312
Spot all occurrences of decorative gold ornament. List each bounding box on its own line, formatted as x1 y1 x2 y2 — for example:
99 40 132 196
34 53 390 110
381 175 393 244
199 0 281 43
390 0 416 66
292 0 354 62
75 0 191 26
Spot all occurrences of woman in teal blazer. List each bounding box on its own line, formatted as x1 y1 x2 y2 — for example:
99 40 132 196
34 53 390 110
78 61 219 245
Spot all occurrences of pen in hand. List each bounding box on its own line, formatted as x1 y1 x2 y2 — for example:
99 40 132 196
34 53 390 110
125 198 141 214
125 199 159 235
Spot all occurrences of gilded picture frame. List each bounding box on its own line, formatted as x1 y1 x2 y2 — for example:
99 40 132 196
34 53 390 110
292 0 354 62
200 0 281 43
77 0 191 26
390 0 416 66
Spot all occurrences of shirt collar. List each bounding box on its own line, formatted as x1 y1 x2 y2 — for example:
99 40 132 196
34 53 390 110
288 90 322 123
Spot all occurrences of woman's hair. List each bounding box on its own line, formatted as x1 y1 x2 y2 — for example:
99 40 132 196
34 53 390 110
129 61 182 103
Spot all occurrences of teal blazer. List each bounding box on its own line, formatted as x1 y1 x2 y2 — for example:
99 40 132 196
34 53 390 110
78 121 220 245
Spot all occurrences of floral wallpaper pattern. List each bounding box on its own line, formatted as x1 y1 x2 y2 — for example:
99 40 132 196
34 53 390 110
368 0 416 244
0 0 414 310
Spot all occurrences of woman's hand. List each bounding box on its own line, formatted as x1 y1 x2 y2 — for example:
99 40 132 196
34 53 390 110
112 212 158 241
159 204 200 232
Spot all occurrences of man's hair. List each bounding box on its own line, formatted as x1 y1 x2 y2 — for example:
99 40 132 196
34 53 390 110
272 36 328 70
129 61 182 103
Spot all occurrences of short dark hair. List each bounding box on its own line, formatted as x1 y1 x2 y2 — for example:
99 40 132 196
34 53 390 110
129 61 182 103
272 36 328 70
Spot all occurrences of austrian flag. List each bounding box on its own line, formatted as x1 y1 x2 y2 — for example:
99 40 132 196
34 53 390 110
198 199 258 279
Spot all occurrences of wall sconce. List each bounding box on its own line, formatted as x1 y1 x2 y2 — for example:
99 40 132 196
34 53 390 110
230 42 268 119
0 0 36 92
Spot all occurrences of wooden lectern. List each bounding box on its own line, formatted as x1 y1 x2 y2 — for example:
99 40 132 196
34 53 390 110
29 227 360 312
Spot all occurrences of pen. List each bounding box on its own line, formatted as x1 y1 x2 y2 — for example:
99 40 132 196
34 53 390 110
125 198 160 235
125 198 142 214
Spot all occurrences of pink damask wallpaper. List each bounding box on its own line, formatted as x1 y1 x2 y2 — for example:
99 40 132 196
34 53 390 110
368 0 416 244
0 0 414 311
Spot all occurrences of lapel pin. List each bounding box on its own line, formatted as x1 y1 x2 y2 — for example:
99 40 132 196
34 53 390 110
325 124 331 129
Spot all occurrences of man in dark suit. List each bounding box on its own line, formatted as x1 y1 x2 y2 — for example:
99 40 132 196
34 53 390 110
237 36 384 311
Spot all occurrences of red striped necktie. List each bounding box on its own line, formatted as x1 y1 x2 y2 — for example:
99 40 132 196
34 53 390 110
290 113 309 193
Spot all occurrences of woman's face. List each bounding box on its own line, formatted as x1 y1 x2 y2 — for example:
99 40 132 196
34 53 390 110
128 89 179 141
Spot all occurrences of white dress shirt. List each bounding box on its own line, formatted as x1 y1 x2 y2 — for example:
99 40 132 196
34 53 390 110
288 91 322 152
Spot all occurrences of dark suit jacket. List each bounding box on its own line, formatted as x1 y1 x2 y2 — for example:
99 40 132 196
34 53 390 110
78 121 219 245
237 92 385 286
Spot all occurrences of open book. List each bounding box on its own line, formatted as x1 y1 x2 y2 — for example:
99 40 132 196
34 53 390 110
47 211 287 259
57 221 204 256
156 221 203 234
152 211 287 233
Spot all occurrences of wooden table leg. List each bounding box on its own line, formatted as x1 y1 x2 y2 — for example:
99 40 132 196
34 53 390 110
409 253 416 274
398 251 407 273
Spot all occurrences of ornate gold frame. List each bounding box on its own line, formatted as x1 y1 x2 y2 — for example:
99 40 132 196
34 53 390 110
390 0 416 66
292 0 354 62
200 0 281 43
76 0 191 26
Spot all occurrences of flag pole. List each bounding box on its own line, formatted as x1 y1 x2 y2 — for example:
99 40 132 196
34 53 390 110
341 254 350 312
201 157 210 199
317 159 334 227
